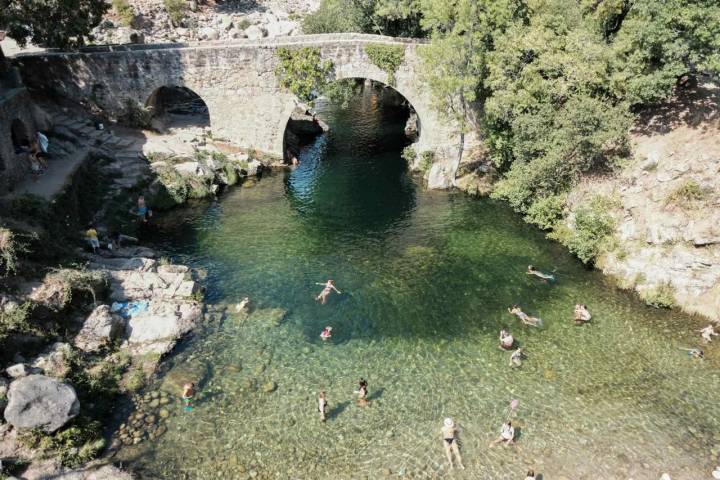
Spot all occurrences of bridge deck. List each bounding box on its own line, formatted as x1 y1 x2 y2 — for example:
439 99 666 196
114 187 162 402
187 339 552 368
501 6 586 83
15 34 427 58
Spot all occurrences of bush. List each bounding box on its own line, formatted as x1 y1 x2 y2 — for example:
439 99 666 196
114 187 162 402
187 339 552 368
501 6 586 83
164 0 187 26
0 301 34 344
19 421 105 468
122 98 153 129
419 151 435 172
364 43 405 85
302 0 372 34
275 47 334 103
0 227 26 276
112 0 135 27
524 194 567 230
640 283 676 308
46 268 109 308
402 145 417 164
666 179 710 208
549 195 617 264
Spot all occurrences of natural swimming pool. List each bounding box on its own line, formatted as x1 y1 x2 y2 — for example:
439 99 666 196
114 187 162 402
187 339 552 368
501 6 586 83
116 86 720 480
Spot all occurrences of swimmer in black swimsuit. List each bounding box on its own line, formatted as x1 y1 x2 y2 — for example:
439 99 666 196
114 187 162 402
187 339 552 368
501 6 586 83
441 418 464 470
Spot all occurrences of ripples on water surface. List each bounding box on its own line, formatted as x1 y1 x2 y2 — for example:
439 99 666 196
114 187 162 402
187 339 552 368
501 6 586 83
118 87 720 479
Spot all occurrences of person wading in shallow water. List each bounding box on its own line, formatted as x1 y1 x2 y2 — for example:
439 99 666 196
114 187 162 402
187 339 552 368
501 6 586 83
490 420 515 447
315 280 341 305
318 391 328 422
441 418 465 470
356 378 369 406
182 382 196 411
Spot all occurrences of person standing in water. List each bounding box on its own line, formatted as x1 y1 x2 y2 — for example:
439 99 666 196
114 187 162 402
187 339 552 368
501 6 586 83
320 326 333 341
574 304 592 324
356 378 369 406
441 418 465 470
182 382 196 411
699 325 718 343
318 391 328 422
510 347 524 368
315 280 341 305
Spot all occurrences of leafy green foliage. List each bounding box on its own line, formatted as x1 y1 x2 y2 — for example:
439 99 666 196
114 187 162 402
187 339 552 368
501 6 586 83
549 195 617 264
302 0 424 37
0 227 26 276
164 0 188 26
401 145 417 164
122 98 153 129
365 44 405 85
419 151 435 172
0 0 108 48
19 422 105 468
275 48 334 103
321 79 363 108
524 194 566 230
0 301 34 345
112 0 135 28
640 283 676 308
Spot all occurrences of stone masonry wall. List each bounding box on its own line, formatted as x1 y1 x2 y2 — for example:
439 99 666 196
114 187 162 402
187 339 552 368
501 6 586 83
13 35 464 187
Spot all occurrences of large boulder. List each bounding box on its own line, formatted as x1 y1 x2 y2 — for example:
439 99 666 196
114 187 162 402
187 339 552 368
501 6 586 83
4 375 80 432
123 302 202 355
31 342 73 377
266 20 296 38
246 159 264 177
244 25 266 40
75 306 125 352
198 27 219 41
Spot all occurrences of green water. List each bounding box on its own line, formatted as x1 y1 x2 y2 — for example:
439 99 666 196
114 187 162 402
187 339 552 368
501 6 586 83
118 88 720 480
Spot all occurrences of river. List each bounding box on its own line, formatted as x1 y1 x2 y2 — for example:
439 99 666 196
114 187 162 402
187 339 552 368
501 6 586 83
116 85 720 480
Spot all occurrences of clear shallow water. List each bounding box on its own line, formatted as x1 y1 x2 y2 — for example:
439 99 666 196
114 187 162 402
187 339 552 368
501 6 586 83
118 88 720 480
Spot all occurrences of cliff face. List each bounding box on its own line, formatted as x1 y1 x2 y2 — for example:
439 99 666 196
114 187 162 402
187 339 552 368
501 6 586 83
566 81 720 321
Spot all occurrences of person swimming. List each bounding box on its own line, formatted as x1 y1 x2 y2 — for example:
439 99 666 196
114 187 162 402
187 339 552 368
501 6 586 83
508 305 543 327
509 347 525 368
320 326 333 341
699 325 718 343
490 420 515 447
527 265 555 281
680 347 704 359
356 378 369 406
441 418 465 470
574 304 592 324
182 382 196 411
316 280 341 305
499 330 515 350
318 391 328 422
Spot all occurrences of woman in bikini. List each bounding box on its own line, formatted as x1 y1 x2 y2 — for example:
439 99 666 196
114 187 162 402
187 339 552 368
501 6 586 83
508 305 542 327
316 280 341 305
356 378 369 406
441 418 465 470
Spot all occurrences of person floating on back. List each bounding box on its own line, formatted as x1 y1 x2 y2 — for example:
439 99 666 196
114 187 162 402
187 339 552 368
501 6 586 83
441 418 465 470
489 420 515 447
85 223 100 254
527 265 555 282
574 304 592 325
182 382 196 411
508 305 542 327
499 330 515 350
315 279 341 305
320 326 333 341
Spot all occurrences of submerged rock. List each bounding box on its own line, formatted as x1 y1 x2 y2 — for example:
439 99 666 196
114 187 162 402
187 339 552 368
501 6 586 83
4 375 79 433
159 361 209 395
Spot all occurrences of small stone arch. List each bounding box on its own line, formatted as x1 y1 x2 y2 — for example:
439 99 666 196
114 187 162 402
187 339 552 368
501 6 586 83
279 77 421 163
145 85 210 131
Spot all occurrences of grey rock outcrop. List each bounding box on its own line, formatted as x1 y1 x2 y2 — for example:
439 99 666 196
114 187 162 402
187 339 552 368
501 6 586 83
75 305 125 352
244 25 267 40
4 375 80 432
5 363 30 378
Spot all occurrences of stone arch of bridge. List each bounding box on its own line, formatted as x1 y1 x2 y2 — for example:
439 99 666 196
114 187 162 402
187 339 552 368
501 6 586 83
144 85 211 130
277 75 422 161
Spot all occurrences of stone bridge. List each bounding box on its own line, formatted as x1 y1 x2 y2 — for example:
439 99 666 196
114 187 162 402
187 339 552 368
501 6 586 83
15 34 462 186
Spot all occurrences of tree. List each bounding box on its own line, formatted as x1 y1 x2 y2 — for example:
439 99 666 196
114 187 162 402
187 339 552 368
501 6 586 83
418 0 523 182
0 0 108 48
